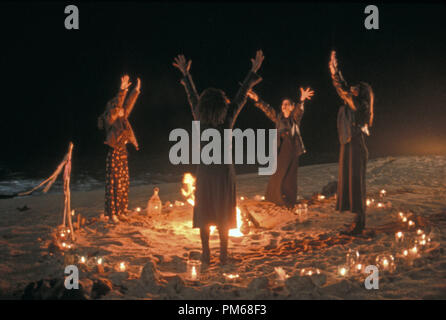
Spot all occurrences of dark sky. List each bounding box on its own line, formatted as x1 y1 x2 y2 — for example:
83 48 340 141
1 1 445 173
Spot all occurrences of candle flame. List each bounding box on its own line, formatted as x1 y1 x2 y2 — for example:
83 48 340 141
228 207 244 237
181 173 196 206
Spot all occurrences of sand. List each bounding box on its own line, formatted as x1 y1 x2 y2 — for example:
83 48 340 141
0 155 445 299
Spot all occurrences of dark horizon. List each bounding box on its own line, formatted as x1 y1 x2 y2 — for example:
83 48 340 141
1 2 445 178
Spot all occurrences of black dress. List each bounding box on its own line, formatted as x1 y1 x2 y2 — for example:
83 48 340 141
252 99 306 207
180 71 262 229
331 68 371 219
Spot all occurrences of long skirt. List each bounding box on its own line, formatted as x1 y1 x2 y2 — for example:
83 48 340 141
105 145 129 217
336 132 368 215
193 164 237 230
265 134 299 207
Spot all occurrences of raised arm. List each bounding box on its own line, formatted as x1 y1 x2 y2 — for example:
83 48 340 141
329 51 356 110
173 54 200 120
116 74 131 108
124 78 141 118
247 89 277 123
292 87 314 125
228 50 264 128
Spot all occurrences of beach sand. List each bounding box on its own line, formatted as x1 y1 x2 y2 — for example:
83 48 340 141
0 155 445 299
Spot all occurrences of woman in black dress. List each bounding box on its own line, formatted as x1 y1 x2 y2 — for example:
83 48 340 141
173 51 264 264
246 87 314 208
329 51 374 235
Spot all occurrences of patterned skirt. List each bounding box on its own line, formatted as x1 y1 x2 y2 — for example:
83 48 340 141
105 145 129 217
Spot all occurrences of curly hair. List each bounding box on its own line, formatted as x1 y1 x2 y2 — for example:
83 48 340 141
198 88 229 127
358 82 374 127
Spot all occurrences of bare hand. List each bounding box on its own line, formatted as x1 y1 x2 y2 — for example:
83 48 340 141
135 78 141 91
250 50 264 73
329 50 338 75
247 89 259 102
300 87 314 101
173 54 192 76
121 75 132 90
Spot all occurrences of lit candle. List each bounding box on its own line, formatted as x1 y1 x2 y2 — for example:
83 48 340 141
411 246 418 255
240 196 245 201
403 249 409 257
416 229 423 235
402 217 408 223
191 266 197 281
136 207 141 212
408 220 415 228
97 257 103 265
382 258 389 269
395 231 404 243
377 202 384 208
380 189 386 197
366 199 372 207
119 262 126 272
80 256 86 264
338 266 348 277
318 194 325 200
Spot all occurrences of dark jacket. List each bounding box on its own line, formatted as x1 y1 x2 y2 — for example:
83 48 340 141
98 86 140 150
253 98 306 156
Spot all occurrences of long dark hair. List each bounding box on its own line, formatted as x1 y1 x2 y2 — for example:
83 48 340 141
358 82 374 127
198 88 229 127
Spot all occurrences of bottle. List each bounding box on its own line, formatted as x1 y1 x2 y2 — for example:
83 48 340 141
147 187 162 215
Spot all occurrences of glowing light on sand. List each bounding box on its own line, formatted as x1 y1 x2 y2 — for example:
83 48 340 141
229 207 244 237
181 173 196 206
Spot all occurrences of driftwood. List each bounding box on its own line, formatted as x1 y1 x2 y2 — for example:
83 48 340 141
17 142 75 241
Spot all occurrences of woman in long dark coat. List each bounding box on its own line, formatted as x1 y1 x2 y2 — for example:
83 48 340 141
329 51 374 235
246 87 314 208
98 75 141 223
173 51 264 264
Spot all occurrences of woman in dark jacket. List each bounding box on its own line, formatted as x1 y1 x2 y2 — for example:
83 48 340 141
246 87 314 208
329 50 374 235
98 75 141 223
173 51 264 264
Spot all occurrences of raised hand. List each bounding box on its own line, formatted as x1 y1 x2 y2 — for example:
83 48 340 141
121 75 132 90
300 87 315 101
173 54 192 76
329 50 338 75
135 78 141 91
250 50 265 73
247 89 259 102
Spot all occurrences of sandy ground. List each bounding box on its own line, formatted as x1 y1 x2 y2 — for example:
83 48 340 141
0 155 445 299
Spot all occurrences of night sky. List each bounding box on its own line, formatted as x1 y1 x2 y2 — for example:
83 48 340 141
1 1 445 176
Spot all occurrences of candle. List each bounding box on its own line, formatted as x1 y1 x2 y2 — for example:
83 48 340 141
355 263 363 273
79 256 86 264
416 229 423 235
402 217 408 223
240 196 245 201
366 199 371 207
136 207 141 212
318 194 325 200
411 246 418 255
377 202 384 208
338 266 348 277
408 220 415 228
191 266 197 280
97 257 103 265
119 262 126 272
223 273 240 282
395 231 404 243
382 258 389 269
380 189 386 198
403 249 409 257
261 196 265 201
